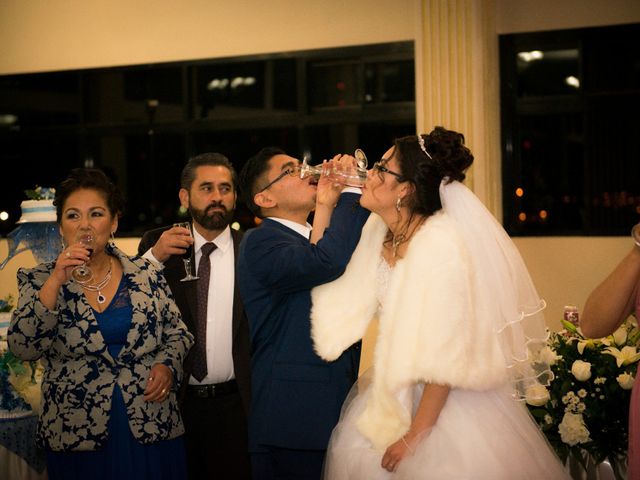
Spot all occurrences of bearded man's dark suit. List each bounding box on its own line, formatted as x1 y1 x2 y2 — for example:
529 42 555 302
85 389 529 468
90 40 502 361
138 226 251 478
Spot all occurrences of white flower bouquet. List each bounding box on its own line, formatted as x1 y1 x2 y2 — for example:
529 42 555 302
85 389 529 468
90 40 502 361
526 316 639 476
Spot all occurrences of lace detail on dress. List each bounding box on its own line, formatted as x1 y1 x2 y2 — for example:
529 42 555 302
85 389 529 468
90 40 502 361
109 278 131 310
375 256 393 308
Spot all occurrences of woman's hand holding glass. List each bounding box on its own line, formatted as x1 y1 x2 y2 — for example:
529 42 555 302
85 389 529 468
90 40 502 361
51 235 94 286
70 233 95 282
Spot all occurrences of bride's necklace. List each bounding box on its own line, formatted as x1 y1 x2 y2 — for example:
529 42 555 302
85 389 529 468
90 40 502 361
76 258 113 304
390 216 427 258
391 231 407 258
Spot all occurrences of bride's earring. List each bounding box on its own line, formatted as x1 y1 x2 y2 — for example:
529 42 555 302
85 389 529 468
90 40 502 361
396 197 402 212
109 232 116 248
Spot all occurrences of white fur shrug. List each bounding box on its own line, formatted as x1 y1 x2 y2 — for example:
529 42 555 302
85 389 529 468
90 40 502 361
310 211 509 450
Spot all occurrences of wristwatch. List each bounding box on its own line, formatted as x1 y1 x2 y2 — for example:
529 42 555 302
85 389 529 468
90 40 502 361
632 223 640 248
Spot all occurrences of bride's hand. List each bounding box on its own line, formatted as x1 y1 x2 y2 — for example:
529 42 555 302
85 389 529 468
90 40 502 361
381 435 413 472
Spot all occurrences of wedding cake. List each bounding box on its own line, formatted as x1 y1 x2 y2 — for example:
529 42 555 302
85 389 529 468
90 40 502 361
17 199 56 224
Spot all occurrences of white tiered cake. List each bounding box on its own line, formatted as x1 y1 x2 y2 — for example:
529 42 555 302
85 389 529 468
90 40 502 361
17 199 56 224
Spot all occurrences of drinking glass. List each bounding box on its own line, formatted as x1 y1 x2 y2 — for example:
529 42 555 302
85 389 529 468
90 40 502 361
174 222 199 282
71 233 95 283
299 148 369 188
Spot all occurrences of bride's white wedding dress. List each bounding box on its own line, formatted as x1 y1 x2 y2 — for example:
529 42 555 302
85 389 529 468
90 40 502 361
312 181 571 479
322 257 569 480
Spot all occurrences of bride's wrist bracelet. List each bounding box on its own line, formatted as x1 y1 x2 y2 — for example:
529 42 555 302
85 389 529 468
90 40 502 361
401 435 415 454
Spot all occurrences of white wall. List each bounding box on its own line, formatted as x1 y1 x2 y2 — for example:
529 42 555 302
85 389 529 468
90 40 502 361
496 0 640 34
0 0 416 75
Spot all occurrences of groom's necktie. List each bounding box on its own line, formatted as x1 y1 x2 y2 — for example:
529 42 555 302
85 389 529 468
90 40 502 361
193 242 216 381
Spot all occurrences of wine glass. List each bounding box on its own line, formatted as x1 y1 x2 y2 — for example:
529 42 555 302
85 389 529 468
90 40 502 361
71 233 95 283
174 222 199 282
299 148 369 188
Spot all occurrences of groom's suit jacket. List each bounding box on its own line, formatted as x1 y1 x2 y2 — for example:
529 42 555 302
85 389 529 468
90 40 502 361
138 227 251 413
237 192 369 451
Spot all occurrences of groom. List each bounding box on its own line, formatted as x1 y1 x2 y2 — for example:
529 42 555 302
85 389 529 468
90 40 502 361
237 147 369 479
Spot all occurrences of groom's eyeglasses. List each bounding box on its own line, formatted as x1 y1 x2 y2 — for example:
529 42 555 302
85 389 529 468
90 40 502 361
258 165 302 193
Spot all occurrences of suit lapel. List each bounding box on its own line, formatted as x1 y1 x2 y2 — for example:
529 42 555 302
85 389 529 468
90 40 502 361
231 229 243 341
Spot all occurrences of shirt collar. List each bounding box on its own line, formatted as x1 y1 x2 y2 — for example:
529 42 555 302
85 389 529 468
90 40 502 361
268 217 312 239
192 225 232 253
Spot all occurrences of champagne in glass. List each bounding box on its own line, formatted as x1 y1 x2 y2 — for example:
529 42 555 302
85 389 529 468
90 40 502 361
174 222 199 282
299 148 368 187
71 233 95 283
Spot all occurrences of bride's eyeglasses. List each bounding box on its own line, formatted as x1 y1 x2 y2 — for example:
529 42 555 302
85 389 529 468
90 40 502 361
373 161 404 181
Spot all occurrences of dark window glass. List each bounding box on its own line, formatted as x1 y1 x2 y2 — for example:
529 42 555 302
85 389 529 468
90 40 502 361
501 23 640 236
0 41 414 236
195 61 265 118
0 131 78 233
118 133 186 235
517 48 580 97
84 67 184 124
584 24 640 92
273 59 298 111
308 60 362 110
364 60 415 103
0 72 81 127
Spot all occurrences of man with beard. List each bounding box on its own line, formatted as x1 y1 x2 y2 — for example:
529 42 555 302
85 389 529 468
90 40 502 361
138 152 251 479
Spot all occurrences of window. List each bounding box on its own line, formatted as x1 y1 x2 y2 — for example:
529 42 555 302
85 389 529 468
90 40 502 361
0 42 415 235
500 23 640 236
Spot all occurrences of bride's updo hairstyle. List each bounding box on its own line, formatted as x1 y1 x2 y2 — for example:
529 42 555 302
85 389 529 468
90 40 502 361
395 126 473 217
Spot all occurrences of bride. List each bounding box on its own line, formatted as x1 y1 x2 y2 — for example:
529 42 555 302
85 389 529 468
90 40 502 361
310 127 569 479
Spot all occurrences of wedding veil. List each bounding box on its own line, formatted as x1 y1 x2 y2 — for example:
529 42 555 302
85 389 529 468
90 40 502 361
439 179 553 401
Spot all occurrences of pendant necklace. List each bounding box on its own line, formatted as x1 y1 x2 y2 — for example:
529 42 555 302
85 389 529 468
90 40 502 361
391 232 406 258
76 258 113 304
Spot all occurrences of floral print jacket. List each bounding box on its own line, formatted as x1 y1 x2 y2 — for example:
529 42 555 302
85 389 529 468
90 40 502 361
8 246 194 451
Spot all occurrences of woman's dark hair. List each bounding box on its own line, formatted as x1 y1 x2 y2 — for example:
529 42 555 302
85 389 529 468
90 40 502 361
238 146 286 218
394 126 473 216
54 168 124 222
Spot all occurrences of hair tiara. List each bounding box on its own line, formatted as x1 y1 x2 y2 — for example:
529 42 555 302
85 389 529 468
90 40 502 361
417 135 433 160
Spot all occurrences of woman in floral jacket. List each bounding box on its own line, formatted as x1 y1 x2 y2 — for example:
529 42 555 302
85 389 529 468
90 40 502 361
9 168 193 480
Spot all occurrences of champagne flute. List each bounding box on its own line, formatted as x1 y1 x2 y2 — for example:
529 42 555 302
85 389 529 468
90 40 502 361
174 222 199 282
299 148 369 187
71 233 95 283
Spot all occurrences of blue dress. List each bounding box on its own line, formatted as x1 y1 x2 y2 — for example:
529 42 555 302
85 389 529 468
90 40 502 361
46 277 187 480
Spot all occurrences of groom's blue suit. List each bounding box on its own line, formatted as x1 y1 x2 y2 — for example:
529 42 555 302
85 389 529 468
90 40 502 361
237 192 369 462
